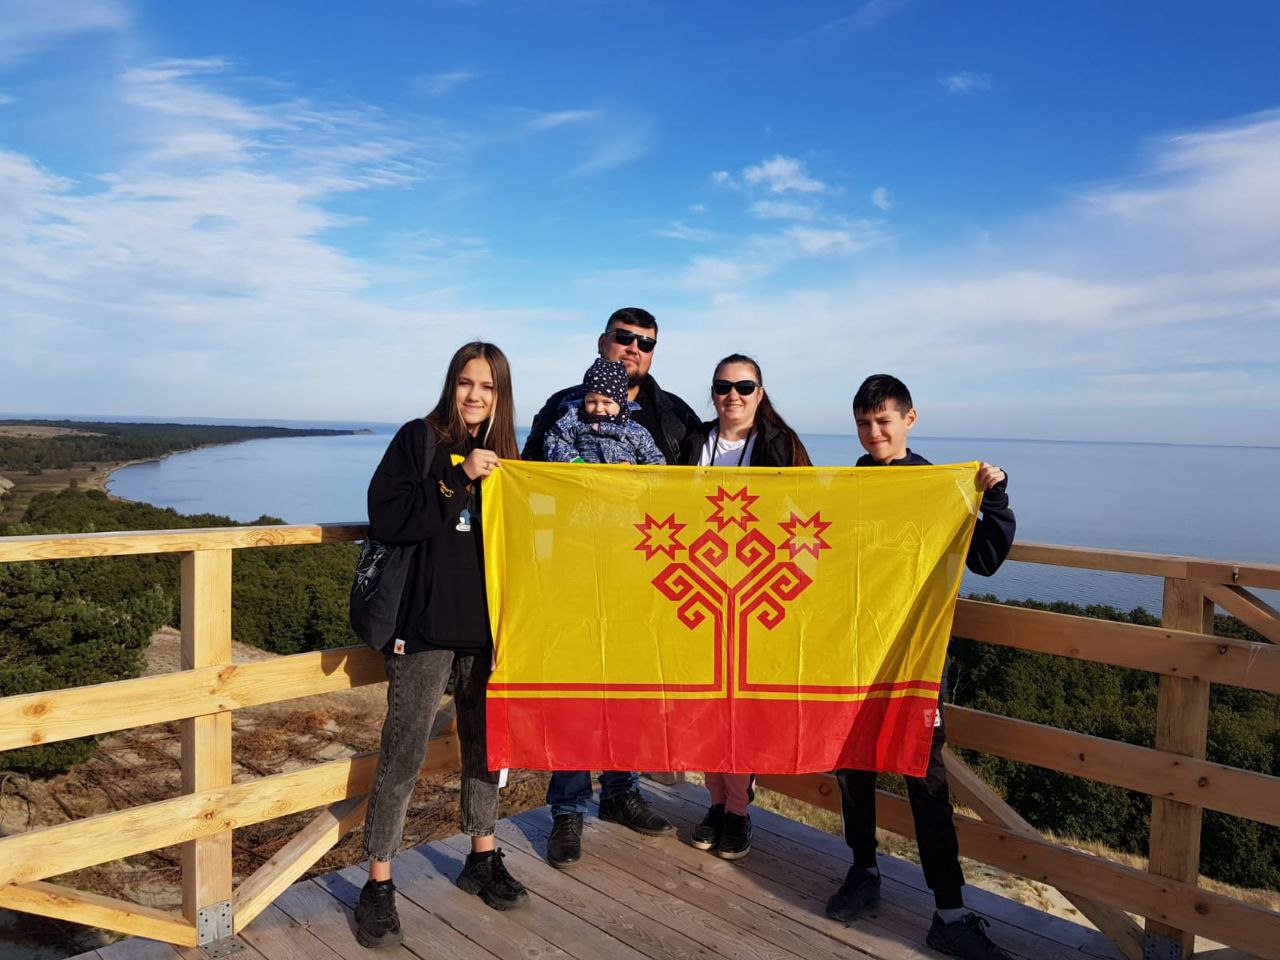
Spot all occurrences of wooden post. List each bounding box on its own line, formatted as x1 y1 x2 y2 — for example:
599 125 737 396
1145 577 1213 959
180 549 234 934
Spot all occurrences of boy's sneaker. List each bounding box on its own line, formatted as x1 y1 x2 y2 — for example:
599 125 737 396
598 790 675 835
825 866 880 922
353 878 402 948
717 812 751 860
691 803 725 850
455 849 529 911
926 913 1013 960
547 812 583 867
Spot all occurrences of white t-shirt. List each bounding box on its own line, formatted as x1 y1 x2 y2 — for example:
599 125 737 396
698 428 757 467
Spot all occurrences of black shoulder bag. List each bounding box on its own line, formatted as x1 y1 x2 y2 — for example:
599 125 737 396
349 425 437 651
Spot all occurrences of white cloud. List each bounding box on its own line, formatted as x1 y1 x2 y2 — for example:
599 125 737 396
417 69 480 98
941 71 991 95
0 92 14 106
710 170 732 187
749 199 818 220
655 112 1280 442
794 0 910 44
0 0 128 66
688 203 708 214
655 220 714 242
870 186 892 210
742 155 827 193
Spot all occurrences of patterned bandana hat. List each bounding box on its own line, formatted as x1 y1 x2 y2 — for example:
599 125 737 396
582 358 631 421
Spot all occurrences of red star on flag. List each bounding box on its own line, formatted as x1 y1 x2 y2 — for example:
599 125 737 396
778 511 832 560
705 486 759 532
634 513 687 560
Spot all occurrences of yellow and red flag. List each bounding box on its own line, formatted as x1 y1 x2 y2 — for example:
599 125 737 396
483 461 980 777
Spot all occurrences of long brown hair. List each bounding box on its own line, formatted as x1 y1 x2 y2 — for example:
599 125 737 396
425 342 520 460
713 353 812 467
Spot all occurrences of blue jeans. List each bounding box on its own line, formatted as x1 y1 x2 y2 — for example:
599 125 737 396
546 770 638 816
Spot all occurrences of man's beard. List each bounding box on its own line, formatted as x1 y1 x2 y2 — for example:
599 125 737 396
627 370 643 387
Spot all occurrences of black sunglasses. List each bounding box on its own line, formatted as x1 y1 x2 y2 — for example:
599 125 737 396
712 379 760 396
611 329 657 353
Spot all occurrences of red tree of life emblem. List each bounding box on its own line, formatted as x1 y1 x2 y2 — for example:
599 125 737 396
634 485 832 695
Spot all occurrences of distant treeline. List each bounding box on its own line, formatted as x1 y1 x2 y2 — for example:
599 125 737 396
0 489 1276 890
0 419 360 475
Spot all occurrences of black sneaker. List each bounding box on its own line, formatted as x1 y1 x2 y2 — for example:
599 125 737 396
598 790 675 835
825 866 880 922
455 849 529 911
547 812 583 868
353 878 402 948
717 812 751 860
926 913 1013 960
691 804 724 851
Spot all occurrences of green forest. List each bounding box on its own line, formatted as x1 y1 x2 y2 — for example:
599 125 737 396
0 419 361 475
0 489 1276 890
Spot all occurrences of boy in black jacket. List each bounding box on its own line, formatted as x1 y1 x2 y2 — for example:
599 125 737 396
827 374 1016 960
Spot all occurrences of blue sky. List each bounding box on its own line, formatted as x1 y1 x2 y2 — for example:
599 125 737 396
2 0 1278 444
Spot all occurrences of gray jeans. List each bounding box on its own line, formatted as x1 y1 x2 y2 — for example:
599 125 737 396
362 648 499 862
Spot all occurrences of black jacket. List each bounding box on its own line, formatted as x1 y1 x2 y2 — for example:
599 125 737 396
367 419 489 652
523 374 701 464
679 417 808 468
855 449 1016 576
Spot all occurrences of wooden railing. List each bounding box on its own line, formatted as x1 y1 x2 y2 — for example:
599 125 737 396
758 543 1280 960
0 524 461 953
0 528 1278 958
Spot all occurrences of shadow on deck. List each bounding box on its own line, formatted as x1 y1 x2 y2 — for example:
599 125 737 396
71 780 1123 960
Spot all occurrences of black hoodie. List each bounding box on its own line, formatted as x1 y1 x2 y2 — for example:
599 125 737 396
855 449 1016 577
367 418 490 653
678 416 808 468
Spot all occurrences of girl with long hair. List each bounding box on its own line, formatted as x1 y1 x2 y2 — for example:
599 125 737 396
354 342 525 948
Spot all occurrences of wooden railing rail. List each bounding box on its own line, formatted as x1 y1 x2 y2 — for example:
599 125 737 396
1 526 1278 959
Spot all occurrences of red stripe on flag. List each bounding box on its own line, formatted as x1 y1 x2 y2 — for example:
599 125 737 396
486 694 939 778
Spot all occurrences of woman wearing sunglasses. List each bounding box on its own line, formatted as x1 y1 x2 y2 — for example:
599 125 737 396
679 353 812 860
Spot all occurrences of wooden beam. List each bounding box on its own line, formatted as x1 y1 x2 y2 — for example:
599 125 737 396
1006 542 1280 590
0 522 367 562
945 705 1280 827
755 773 1280 958
1204 583 1280 644
233 796 368 932
0 881 197 946
940 750 1145 960
1145 578 1214 956
953 598 1280 694
0 645 387 751
0 732 459 887
180 549 234 926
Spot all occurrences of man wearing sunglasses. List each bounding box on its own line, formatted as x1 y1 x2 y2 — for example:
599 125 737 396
522 306 702 868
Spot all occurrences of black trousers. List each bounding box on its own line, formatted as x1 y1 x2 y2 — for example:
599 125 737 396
835 700 965 910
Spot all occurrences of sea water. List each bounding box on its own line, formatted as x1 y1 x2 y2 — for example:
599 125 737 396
107 428 1280 614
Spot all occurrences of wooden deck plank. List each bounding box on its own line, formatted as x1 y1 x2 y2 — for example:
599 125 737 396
414 836 655 960
322 858 544 960
509 804 935 960
236 902 356 960
504 807 857 960
648 777 1123 957
630 781 1118 960
95 938 183 960
644 780 1112 960
270 878 427 960
488 818 808 960
436 830 722 960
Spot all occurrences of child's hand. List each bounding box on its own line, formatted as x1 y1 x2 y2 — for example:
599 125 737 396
462 448 501 480
976 462 1006 491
